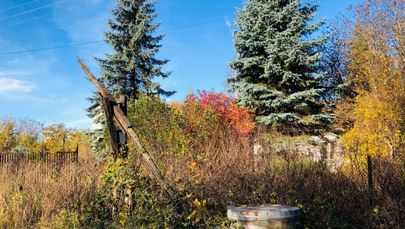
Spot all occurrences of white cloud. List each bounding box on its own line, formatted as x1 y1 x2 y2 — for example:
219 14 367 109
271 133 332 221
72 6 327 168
2 52 57 78
0 77 36 94
0 71 31 76
225 18 232 28
225 16 233 29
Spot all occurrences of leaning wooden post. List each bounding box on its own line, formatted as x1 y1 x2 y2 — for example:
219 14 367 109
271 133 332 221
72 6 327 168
118 95 128 158
101 95 120 159
119 95 127 115
78 58 174 198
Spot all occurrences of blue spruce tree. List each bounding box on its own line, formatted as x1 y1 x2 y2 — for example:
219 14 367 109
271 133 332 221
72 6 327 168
229 0 333 133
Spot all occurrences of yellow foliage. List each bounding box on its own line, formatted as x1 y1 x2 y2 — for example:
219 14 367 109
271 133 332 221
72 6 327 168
18 133 41 153
373 206 379 215
341 89 404 157
42 124 70 152
41 124 90 153
186 198 207 223
339 0 405 158
189 161 197 169
0 119 16 152
0 118 90 154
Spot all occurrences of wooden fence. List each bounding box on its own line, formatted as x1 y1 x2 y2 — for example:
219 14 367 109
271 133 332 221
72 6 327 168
0 150 81 189
0 151 78 167
0 150 79 180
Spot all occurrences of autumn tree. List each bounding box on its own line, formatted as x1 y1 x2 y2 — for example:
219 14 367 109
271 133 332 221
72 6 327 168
228 0 334 133
0 118 43 153
0 119 16 152
339 0 405 158
13 118 43 153
318 23 355 102
41 124 90 153
0 118 91 154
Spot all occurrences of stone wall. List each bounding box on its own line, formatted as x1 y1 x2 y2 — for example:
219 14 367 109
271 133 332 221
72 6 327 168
254 133 346 171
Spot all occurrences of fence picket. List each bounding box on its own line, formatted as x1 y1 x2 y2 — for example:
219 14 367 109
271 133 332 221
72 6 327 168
0 151 79 181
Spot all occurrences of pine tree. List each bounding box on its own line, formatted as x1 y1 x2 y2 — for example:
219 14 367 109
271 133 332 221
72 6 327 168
228 0 333 133
88 0 173 159
97 0 173 101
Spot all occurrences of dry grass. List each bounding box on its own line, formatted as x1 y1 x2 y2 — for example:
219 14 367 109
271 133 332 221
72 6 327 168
0 153 100 228
1 125 404 228
150 128 405 228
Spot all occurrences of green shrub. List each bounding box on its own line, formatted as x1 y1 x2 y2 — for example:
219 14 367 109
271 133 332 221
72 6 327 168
128 96 188 167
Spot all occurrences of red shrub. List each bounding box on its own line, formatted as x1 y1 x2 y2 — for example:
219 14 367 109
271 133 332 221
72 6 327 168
184 91 255 135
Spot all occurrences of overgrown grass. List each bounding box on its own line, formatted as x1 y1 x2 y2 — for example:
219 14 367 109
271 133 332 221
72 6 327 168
1 136 404 228
1 95 404 228
123 95 405 228
0 155 100 228
157 131 405 228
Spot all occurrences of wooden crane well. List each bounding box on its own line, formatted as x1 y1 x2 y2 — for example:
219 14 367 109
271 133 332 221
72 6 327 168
78 59 174 198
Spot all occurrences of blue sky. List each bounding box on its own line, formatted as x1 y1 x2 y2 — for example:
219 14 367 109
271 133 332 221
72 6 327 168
0 0 360 129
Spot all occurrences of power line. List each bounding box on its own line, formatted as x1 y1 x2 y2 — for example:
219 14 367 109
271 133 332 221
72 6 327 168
0 18 228 56
159 19 225 32
0 40 104 56
0 0 41 14
3 12 52 28
0 0 69 22
1 3 88 29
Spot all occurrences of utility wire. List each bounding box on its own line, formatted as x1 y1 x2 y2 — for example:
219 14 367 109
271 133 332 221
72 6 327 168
0 40 104 56
1 3 88 29
159 19 225 32
0 0 41 14
4 12 52 27
0 0 69 22
0 19 228 56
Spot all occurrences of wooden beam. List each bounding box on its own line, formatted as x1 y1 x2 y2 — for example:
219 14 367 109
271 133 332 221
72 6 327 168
78 58 174 198
119 95 127 116
78 59 114 101
111 104 174 197
101 95 120 159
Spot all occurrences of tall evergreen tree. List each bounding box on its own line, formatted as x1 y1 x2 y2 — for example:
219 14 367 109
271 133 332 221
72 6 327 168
228 0 333 133
97 0 173 101
88 0 173 159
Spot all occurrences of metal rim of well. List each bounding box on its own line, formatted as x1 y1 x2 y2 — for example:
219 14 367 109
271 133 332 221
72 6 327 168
227 204 301 221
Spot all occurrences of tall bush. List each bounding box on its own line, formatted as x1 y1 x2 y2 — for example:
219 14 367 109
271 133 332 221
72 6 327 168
338 0 405 159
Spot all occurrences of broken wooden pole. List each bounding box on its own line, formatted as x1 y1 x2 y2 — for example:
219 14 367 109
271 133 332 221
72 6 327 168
101 95 120 159
118 94 128 157
119 94 127 115
78 58 174 198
